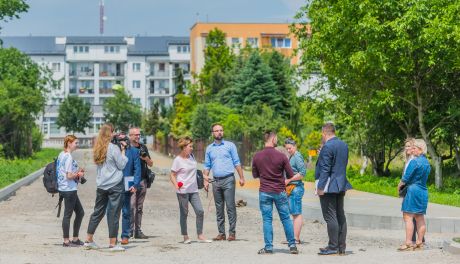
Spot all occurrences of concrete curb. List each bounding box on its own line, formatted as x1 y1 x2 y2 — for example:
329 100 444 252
443 239 460 255
0 168 45 202
236 189 460 233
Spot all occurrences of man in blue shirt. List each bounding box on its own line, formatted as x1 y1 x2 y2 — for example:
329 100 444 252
204 123 245 241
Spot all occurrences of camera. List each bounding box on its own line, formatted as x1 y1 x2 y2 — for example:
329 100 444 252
140 148 148 157
111 133 130 150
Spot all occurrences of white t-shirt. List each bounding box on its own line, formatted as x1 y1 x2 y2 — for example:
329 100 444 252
57 151 79 192
171 155 198 194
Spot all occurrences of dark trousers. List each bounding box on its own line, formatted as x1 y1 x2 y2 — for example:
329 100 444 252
60 190 84 238
212 176 236 235
319 192 347 251
87 181 124 238
130 179 147 233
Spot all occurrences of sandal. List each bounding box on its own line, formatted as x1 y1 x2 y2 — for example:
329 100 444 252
258 248 273 254
397 244 413 251
413 243 424 251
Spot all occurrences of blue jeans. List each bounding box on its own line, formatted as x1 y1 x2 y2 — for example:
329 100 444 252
121 191 132 239
288 185 305 215
259 191 295 250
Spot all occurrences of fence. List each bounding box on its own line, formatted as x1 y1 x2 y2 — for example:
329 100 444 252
153 135 257 168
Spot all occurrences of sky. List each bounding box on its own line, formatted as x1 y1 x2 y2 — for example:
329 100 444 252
1 0 306 37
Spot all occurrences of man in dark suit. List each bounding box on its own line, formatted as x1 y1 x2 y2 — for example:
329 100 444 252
315 123 352 256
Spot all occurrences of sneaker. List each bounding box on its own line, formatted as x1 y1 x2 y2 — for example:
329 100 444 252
183 239 192 244
258 248 273 254
63 241 77 247
84 241 99 250
108 245 125 252
290 246 299 254
71 239 84 246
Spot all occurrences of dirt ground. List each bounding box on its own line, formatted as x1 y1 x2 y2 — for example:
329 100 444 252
0 149 457 264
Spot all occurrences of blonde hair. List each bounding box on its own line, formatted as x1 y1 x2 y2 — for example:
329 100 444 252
404 137 416 162
178 136 193 150
93 124 113 165
64 135 77 149
413 139 427 155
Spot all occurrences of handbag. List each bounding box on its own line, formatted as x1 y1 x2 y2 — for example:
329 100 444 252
286 184 296 196
146 168 155 188
399 184 408 198
196 169 204 189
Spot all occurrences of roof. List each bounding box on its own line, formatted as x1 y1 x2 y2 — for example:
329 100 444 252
66 36 126 45
0 36 189 56
0 36 65 55
128 36 189 55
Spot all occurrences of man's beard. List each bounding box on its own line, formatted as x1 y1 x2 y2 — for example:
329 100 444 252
214 135 223 141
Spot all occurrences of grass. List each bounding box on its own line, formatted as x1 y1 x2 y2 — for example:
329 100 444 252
303 166 460 207
0 148 61 189
454 237 460 243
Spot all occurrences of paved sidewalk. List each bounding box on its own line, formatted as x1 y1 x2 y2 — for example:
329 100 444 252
0 149 457 264
150 151 460 233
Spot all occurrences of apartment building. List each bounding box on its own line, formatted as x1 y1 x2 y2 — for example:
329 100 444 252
190 23 300 74
1 36 190 141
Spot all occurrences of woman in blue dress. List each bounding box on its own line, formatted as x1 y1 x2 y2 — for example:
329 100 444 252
397 139 430 251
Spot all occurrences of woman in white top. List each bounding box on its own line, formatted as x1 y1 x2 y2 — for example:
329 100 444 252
57 135 85 247
170 136 211 244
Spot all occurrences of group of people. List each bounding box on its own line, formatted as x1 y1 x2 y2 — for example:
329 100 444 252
53 121 431 255
56 124 153 251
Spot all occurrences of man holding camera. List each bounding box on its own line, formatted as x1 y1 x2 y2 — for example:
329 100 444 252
118 132 142 245
129 127 153 239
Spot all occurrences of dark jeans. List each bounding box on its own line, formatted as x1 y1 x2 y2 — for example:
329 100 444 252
177 192 204 236
212 176 236 235
87 180 124 238
121 191 132 239
130 179 147 233
60 190 84 238
319 192 347 251
259 191 295 250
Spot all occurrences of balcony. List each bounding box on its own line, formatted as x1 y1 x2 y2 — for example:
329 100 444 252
148 70 170 77
99 71 124 77
149 88 170 95
99 88 113 95
100 63 125 77
78 87 94 94
69 63 94 78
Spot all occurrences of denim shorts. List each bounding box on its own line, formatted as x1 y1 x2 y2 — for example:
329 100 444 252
288 185 304 215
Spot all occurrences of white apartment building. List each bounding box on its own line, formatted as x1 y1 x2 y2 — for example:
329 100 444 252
1 36 190 142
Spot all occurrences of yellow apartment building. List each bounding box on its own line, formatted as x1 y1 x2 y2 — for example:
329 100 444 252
190 23 301 75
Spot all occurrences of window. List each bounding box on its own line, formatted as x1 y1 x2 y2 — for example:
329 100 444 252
51 62 60 72
133 63 141 72
232 38 240 45
177 46 182 53
132 98 141 105
132 80 141 89
159 63 165 71
159 80 168 89
270 38 292 48
104 46 120 53
177 45 189 53
74 46 89 53
247 38 258 48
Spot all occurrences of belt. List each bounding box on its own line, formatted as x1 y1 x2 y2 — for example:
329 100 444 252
213 173 234 180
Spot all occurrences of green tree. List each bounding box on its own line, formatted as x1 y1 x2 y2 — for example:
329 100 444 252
293 0 460 187
103 86 142 132
174 67 186 96
199 28 235 96
0 0 28 37
56 96 92 134
0 48 54 158
191 104 212 140
142 101 161 136
231 51 282 113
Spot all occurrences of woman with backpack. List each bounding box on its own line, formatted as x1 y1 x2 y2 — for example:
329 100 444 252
57 135 85 247
84 123 128 251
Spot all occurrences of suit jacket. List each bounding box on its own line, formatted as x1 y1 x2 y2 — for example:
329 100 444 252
123 147 142 190
315 137 352 193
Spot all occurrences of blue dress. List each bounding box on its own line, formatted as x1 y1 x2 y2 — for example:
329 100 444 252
401 155 430 215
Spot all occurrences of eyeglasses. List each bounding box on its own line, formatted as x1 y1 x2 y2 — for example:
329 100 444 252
212 130 223 132
130 134 141 136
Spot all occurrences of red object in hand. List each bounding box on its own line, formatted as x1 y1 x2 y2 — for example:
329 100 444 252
178 182 183 188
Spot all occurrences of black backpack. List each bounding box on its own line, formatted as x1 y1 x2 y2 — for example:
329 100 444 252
43 158 58 195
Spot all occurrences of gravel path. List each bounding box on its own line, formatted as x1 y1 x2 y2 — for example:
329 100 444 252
0 149 457 264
